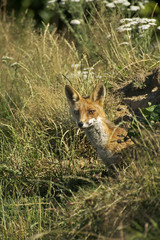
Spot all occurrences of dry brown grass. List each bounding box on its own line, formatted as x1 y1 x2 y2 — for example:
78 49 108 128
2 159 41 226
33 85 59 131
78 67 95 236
0 14 160 239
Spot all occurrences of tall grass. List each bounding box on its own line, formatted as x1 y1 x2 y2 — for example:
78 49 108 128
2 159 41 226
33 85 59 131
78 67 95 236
0 7 160 239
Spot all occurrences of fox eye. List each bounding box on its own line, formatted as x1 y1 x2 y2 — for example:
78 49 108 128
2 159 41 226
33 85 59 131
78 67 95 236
88 110 95 115
73 110 79 115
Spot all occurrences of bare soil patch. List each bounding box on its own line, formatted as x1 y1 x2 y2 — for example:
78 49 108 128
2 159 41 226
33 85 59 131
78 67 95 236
115 67 160 119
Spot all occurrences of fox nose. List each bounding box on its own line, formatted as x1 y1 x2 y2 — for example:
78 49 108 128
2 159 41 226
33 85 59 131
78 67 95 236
78 121 84 128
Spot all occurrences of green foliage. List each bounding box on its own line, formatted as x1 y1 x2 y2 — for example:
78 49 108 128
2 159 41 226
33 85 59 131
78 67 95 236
139 1 160 17
0 5 160 239
6 0 49 25
142 103 160 123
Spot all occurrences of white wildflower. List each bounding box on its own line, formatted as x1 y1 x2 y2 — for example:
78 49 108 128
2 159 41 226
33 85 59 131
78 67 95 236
138 2 145 9
77 70 82 76
149 22 157 26
83 74 88 79
157 26 160 30
120 18 133 23
120 18 157 27
70 19 81 25
71 63 81 68
71 0 80 2
123 23 133 28
47 0 56 3
129 21 139 26
114 0 125 3
138 18 156 25
138 18 149 24
106 0 130 7
83 67 94 71
122 1 130 6
148 19 156 23
118 17 157 35
119 42 129 45
117 26 124 32
106 34 111 39
117 25 132 32
123 27 132 31
139 24 151 30
129 5 140 11
46 0 56 8
106 2 115 8
60 0 67 4
82 71 89 75
114 0 130 6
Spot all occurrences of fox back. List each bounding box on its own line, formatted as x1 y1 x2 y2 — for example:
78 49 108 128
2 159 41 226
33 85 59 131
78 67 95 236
65 83 133 166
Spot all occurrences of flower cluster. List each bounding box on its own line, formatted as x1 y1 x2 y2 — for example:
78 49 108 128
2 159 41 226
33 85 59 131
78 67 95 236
47 0 56 5
47 0 94 6
105 0 149 12
70 19 82 25
105 0 130 8
117 18 157 33
70 64 95 80
47 0 160 36
47 0 95 25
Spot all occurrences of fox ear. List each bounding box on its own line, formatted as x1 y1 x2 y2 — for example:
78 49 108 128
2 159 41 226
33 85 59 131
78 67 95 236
65 85 81 104
90 83 106 106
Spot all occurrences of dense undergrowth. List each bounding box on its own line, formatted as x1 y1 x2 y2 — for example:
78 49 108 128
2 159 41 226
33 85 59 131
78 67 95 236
0 3 160 239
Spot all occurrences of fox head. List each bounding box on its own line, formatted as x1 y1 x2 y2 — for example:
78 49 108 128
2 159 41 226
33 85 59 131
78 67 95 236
65 83 106 129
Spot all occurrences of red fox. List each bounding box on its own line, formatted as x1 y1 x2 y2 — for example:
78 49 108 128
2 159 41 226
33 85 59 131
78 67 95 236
65 83 133 166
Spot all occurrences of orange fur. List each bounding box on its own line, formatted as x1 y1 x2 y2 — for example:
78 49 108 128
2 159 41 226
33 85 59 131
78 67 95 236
65 83 133 166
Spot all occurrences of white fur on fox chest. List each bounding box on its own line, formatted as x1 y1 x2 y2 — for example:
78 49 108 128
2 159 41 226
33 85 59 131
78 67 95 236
83 117 114 162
